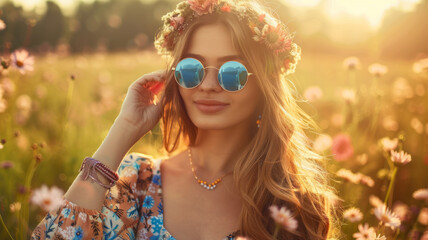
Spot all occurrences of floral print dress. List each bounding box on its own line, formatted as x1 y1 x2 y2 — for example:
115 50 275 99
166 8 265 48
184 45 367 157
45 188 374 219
31 152 241 240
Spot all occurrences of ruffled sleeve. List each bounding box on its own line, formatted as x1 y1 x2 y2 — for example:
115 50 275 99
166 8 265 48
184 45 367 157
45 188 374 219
31 152 155 240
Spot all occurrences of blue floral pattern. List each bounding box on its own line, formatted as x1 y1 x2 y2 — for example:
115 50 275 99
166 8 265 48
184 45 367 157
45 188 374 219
152 174 161 185
31 152 240 239
143 195 155 209
73 226 84 240
61 208 71 218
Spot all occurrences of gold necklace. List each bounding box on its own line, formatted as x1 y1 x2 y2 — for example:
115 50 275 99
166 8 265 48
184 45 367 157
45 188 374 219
188 147 232 190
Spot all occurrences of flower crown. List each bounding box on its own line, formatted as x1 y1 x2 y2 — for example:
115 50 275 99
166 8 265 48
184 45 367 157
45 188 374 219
154 0 301 75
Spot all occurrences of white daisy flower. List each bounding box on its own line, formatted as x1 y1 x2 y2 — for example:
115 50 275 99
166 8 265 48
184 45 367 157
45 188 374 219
30 185 65 212
343 207 363 222
374 205 401 230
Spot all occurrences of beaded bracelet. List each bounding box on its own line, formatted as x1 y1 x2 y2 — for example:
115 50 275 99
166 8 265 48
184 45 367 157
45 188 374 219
79 157 119 190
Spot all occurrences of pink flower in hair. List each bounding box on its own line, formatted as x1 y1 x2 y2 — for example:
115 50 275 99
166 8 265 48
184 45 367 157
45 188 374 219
283 59 290 70
220 3 231 12
188 0 218 16
170 16 184 30
253 23 291 55
258 14 265 22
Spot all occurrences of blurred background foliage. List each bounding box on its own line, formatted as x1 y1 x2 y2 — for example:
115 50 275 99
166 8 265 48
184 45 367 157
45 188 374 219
0 0 427 58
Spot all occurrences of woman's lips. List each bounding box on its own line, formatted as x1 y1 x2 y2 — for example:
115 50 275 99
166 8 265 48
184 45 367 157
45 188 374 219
194 101 229 113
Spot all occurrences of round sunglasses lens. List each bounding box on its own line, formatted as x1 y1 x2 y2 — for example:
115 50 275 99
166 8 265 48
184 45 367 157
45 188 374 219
218 61 248 91
174 58 204 88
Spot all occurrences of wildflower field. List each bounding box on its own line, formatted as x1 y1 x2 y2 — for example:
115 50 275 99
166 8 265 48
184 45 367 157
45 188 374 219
0 48 427 239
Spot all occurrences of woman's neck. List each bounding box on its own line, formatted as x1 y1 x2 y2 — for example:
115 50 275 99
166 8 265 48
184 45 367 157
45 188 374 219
190 124 256 176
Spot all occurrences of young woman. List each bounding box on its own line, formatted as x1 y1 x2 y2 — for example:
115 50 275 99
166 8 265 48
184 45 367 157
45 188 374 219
31 0 339 239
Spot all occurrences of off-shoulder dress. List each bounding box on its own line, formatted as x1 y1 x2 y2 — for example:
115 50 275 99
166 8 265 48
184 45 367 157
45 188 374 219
30 153 241 240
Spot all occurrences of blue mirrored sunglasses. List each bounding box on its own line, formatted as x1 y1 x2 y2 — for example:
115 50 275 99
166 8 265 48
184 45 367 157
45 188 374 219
172 57 253 92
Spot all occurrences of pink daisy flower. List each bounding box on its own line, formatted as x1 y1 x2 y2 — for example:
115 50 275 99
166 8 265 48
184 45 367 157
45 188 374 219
303 86 323 102
359 175 375 187
393 202 410 222
341 89 356 104
313 134 333 153
413 58 428 74
413 188 428 201
390 150 412 166
343 207 363 222
379 137 398 152
419 208 428 225
352 223 376 240
343 57 360 70
331 134 354 161
0 19 6 31
368 63 388 77
336 168 361 184
10 49 34 74
269 205 298 232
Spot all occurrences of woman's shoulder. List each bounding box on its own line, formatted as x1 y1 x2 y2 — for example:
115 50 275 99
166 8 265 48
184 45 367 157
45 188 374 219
111 152 164 199
115 152 161 183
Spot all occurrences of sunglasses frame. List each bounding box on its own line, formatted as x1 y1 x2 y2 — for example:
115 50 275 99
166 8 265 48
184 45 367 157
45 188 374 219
171 57 254 92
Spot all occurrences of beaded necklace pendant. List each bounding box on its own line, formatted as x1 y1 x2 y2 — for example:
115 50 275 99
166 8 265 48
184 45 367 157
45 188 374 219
188 147 231 190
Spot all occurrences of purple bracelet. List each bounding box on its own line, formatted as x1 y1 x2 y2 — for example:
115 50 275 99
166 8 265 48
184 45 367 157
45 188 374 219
79 157 119 190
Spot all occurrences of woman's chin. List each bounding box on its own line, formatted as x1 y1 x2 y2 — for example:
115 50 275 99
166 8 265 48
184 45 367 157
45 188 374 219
190 117 231 130
193 122 230 130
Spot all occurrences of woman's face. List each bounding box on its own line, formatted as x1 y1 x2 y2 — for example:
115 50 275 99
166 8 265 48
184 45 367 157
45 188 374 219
178 23 263 131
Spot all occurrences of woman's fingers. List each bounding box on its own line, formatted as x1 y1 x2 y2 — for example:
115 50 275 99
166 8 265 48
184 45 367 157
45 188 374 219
141 70 167 82
134 70 167 90
147 81 165 95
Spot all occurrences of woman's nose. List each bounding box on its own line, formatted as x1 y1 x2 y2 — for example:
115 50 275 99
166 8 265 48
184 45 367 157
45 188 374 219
199 68 222 91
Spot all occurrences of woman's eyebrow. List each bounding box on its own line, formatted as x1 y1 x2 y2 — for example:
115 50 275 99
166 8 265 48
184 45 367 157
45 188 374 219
182 53 246 63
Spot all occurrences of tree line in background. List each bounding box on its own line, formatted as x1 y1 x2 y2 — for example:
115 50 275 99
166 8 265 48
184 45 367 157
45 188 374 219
0 0 427 59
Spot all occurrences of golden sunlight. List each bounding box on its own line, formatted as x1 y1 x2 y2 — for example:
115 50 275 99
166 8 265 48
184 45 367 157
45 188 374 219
11 0 422 28
285 0 421 28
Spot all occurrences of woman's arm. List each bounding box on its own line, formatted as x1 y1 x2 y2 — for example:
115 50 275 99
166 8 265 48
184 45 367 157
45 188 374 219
64 118 141 211
63 69 166 211
31 148 154 239
31 71 166 239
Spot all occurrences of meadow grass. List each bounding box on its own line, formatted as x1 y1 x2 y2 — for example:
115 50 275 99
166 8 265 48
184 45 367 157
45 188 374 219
0 50 426 239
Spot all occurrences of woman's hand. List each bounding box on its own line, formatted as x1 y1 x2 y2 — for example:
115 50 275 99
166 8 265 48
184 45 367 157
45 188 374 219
115 70 167 140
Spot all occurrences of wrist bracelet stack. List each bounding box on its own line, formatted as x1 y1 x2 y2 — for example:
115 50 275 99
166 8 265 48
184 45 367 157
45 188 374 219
79 157 119 190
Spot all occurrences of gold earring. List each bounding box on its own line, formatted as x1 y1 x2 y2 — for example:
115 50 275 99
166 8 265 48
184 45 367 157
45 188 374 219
257 114 262 128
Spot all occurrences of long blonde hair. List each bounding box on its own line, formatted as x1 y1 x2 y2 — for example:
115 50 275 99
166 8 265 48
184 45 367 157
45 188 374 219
158 2 340 239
